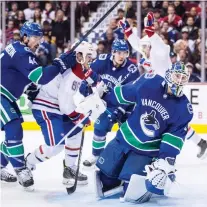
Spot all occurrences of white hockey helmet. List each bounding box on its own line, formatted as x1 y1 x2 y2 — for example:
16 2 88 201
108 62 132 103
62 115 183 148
73 41 96 64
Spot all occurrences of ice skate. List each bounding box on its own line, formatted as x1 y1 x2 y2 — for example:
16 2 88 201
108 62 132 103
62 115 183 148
0 167 17 183
25 153 37 171
197 139 207 159
63 161 88 185
15 167 34 191
83 154 98 167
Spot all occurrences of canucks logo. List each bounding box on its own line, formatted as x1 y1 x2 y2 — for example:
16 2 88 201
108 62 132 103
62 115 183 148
140 110 160 137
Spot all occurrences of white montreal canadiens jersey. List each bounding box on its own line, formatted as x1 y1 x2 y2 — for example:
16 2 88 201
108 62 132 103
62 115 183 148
32 74 62 114
32 63 85 115
58 69 84 115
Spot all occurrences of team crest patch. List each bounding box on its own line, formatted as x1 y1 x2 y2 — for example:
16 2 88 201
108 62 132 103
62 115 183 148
140 110 160 137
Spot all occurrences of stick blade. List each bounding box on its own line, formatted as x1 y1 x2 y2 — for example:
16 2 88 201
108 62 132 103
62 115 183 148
66 185 76 194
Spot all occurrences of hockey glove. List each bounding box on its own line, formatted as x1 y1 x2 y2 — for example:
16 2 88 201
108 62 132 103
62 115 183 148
68 111 91 128
25 83 40 102
139 58 153 73
145 157 176 195
52 51 76 73
144 12 155 37
84 68 100 86
79 80 93 97
119 18 133 38
107 107 126 124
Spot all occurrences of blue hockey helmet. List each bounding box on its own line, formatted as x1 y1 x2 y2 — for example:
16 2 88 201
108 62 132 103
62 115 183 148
165 61 190 97
20 21 43 38
111 38 129 52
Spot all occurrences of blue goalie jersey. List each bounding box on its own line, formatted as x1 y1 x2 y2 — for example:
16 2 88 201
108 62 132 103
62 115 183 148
104 74 193 159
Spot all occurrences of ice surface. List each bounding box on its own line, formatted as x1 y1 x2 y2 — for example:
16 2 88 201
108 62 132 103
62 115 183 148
1 131 207 207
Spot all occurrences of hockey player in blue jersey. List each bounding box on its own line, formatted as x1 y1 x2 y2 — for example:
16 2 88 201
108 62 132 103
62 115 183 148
78 39 140 167
0 21 76 189
93 61 193 203
119 12 207 160
76 61 193 203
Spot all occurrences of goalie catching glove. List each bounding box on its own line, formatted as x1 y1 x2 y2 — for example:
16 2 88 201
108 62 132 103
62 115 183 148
145 157 176 195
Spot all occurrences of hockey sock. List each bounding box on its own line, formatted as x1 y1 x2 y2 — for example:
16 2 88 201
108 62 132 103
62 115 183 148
65 130 82 168
27 144 64 165
92 134 106 156
0 142 9 167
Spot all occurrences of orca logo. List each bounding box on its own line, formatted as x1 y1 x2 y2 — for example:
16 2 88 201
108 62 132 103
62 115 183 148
140 110 160 137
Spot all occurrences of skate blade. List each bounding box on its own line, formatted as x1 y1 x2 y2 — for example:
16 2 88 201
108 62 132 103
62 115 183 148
1 180 18 185
22 185 35 192
62 178 88 186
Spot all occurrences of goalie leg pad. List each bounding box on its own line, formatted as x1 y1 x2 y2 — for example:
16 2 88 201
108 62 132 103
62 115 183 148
119 151 152 181
94 169 123 199
96 138 128 178
122 174 152 203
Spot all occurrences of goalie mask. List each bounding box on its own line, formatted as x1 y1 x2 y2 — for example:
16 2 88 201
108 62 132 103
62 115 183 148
165 61 190 97
73 41 96 65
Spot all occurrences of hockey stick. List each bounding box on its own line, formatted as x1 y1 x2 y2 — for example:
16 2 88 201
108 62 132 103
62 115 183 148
66 129 85 194
71 0 122 52
56 110 92 146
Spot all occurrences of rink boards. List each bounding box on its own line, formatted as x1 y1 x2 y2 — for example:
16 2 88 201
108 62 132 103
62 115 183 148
18 84 207 133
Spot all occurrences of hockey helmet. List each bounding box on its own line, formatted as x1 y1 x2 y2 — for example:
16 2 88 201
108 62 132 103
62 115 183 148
165 61 190 97
20 21 43 38
73 41 96 64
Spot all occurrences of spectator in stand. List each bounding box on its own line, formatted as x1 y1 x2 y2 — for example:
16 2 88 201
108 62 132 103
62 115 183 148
182 16 199 40
33 8 43 26
153 9 161 22
102 18 124 40
76 2 90 22
60 1 70 17
170 51 177 64
141 1 151 21
192 39 201 74
8 2 19 20
173 1 185 17
51 9 70 54
125 1 136 19
160 1 169 17
186 62 201 82
102 29 115 53
6 19 16 44
16 10 26 28
188 7 201 27
42 2 55 24
154 21 161 35
177 49 191 64
180 27 195 53
160 21 178 45
24 1 35 21
160 5 182 30
116 9 125 21
96 40 106 55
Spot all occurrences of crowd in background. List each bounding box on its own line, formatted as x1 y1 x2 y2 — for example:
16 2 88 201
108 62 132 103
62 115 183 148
2 1 207 82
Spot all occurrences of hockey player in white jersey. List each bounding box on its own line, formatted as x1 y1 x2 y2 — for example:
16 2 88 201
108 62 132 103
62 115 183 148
25 41 97 185
120 12 206 159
